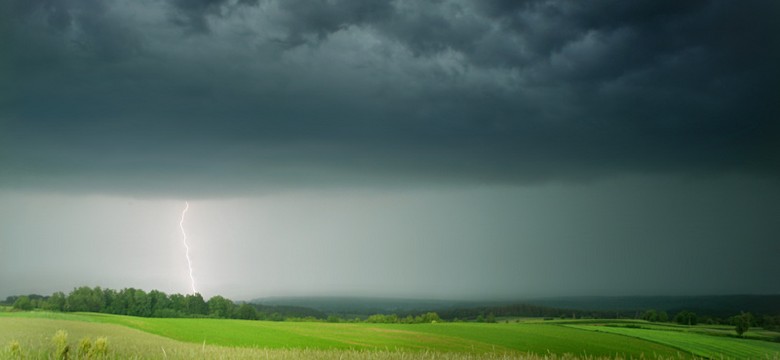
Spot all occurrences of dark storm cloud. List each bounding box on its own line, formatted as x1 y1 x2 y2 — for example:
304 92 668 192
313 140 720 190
1 0 778 195
168 0 260 33
274 0 395 45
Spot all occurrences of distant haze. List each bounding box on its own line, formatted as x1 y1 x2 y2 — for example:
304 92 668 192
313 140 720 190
1 0 778 300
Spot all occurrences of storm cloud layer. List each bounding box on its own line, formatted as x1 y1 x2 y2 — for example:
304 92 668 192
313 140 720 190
2 1 780 299
3 0 778 195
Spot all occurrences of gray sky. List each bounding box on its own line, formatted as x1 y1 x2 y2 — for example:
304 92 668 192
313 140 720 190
1 0 778 300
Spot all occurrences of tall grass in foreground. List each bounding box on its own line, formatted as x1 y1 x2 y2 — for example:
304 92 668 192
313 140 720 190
4 334 774 360
0 345 742 360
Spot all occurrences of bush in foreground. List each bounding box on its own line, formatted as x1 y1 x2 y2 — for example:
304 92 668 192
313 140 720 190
52 330 69 360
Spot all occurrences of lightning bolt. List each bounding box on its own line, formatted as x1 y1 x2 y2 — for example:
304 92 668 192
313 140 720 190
179 201 197 294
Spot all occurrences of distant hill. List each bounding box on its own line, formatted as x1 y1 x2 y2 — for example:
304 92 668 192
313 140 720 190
251 295 780 319
250 296 483 317
250 303 327 320
524 295 780 317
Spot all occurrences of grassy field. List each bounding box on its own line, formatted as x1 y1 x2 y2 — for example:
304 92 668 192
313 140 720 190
547 319 780 342
2 312 779 359
567 324 780 359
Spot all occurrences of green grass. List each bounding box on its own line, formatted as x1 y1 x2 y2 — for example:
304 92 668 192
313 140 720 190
0 315 211 359
568 324 780 359
546 318 780 342
599 321 780 342
2 312 779 359
0 312 686 358
0 317 611 360
0 315 688 360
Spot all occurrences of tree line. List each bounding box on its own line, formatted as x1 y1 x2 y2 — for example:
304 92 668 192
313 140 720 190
641 308 780 336
2 287 444 323
2 287 320 321
4 288 779 332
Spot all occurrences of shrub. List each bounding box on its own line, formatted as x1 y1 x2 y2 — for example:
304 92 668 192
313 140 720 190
52 330 70 360
78 337 92 358
420 312 441 323
486 313 496 323
7 340 22 359
91 337 109 358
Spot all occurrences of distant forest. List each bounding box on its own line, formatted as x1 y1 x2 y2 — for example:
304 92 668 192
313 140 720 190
3 287 780 330
1 287 323 321
1 287 442 324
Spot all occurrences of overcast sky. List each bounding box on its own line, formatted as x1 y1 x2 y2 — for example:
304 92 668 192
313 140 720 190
1 0 778 301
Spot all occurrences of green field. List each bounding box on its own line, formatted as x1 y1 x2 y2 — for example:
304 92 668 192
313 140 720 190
568 324 780 359
2 312 780 359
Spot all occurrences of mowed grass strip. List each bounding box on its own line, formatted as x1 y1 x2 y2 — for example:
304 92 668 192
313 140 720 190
1 312 686 357
568 324 780 359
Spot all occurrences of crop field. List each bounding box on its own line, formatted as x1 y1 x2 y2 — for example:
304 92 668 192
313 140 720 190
2 312 780 359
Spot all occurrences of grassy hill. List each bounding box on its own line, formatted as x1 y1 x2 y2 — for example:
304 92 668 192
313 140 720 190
2 311 780 359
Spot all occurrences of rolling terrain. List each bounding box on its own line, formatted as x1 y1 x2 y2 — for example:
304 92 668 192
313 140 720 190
2 311 780 359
